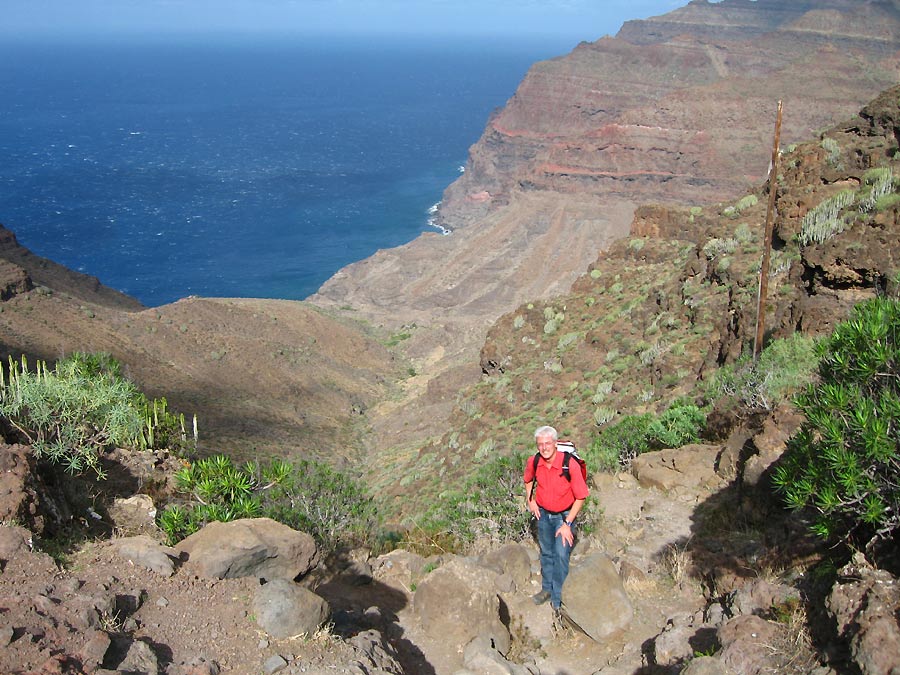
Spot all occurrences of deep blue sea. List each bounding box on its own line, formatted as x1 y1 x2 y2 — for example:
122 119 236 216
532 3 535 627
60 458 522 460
0 36 568 306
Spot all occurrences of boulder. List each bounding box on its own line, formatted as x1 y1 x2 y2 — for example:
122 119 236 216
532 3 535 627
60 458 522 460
726 579 797 618
0 443 62 534
253 578 330 639
651 612 717 667
104 636 159 674
413 557 510 655
175 518 317 580
480 542 532 591
827 552 900 675
461 635 530 674
109 535 178 577
717 615 779 675
372 549 426 591
347 629 404 674
632 444 723 495
681 655 730 675
0 524 32 567
561 551 633 642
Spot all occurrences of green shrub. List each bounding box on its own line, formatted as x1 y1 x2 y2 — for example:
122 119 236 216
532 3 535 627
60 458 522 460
798 189 856 246
859 167 895 212
647 402 706 450
711 334 819 410
735 194 759 213
773 297 900 543
587 414 653 472
628 238 646 251
821 137 841 167
419 451 532 550
0 353 193 477
161 454 377 552
263 459 377 552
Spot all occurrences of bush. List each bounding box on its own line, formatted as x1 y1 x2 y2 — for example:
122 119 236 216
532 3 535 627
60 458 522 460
263 459 378 552
587 401 707 472
711 334 819 410
418 451 532 551
798 189 856 246
647 402 706 450
587 414 653 471
160 454 378 551
0 353 194 476
773 297 900 544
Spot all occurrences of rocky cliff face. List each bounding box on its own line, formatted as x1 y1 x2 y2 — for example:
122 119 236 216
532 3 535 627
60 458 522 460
440 0 900 231
312 0 900 452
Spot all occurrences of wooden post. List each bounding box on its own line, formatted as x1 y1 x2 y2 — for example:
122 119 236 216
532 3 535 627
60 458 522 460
753 100 783 360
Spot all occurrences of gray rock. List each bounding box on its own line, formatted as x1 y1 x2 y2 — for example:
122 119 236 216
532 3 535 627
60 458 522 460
0 625 13 647
372 549 426 590
727 579 796 618
253 578 329 639
480 542 532 590
653 622 697 666
462 635 528 674
682 655 730 675
0 525 31 565
77 630 112 672
176 518 318 581
110 535 178 577
562 551 633 642
262 654 288 674
348 629 403 673
113 637 159 675
413 557 511 656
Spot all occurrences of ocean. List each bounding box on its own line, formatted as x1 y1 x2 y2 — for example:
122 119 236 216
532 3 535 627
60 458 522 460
0 35 569 306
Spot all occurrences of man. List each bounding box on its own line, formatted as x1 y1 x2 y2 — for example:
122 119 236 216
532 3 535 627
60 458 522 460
524 425 589 612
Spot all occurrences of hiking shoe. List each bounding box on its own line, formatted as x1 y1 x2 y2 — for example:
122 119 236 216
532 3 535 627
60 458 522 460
532 590 551 605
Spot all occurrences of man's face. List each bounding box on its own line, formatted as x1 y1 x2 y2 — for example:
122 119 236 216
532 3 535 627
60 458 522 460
536 434 557 460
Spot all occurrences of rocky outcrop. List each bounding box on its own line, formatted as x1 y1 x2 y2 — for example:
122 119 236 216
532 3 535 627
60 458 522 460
828 553 900 675
309 1 900 465
110 535 179 577
0 224 142 311
632 444 725 495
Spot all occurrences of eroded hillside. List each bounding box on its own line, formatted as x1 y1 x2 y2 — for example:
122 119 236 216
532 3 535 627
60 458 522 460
312 0 900 463
0 227 402 463
377 85 900 520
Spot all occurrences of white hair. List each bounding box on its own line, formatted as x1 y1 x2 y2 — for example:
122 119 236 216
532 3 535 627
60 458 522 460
534 425 558 441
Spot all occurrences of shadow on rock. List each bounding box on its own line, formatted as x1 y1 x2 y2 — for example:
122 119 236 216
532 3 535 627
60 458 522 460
314 550 436 675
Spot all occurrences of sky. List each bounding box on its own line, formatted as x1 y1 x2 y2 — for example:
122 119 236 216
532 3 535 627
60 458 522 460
4 0 689 42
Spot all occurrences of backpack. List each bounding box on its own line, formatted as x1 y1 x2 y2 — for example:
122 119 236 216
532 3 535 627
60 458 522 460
529 440 588 500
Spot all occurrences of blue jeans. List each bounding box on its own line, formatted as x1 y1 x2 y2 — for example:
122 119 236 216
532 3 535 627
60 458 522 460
537 507 574 609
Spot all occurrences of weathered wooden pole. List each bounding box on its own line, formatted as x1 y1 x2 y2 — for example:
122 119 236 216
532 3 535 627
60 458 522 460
753 100 784 360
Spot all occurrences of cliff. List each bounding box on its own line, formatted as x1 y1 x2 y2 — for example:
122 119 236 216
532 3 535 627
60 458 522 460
311 0 900 452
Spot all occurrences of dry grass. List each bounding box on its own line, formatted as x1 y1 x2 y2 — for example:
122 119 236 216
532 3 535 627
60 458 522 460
661 542 692 589
764 599 818 673
623 573 661 596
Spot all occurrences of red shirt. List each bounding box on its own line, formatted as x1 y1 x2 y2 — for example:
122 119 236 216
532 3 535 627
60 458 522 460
523 448 589 513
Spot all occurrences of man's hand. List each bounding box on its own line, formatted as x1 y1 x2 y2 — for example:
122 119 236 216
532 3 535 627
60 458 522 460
527 498 541 520
556 522 574 547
